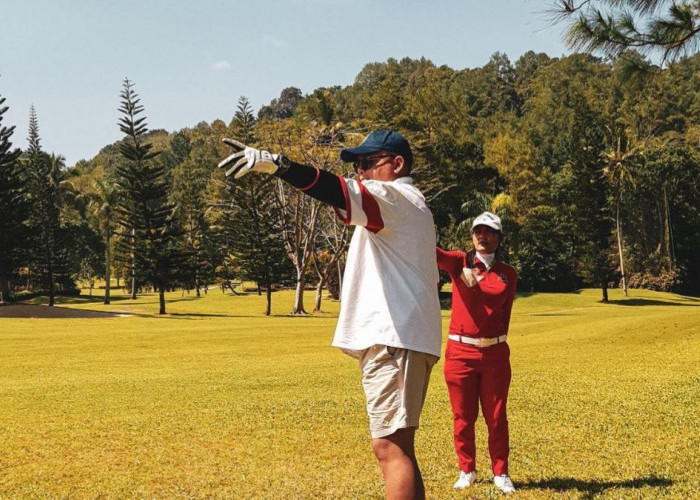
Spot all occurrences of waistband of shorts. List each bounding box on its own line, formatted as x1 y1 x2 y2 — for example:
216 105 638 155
447 334 507 348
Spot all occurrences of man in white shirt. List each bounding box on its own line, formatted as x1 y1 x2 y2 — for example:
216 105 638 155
219 130 442 500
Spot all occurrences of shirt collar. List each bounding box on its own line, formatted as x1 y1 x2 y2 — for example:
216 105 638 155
475 251 495 269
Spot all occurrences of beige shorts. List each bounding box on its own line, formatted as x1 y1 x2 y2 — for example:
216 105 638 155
359 345 439 439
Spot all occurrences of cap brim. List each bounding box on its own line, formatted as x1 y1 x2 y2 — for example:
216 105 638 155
471 223 502 232
340 145 383 162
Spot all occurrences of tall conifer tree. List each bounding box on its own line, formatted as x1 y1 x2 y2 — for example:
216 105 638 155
115 78 180 314
24 107 67 306
0 89 28 303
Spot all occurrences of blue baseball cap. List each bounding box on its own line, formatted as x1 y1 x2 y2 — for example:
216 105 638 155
340 129 413 169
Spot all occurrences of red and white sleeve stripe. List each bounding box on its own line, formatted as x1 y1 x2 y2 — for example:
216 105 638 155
333 177 384 233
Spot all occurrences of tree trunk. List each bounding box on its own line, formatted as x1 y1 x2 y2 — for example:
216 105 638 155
615 200 628 297
601 283 608 303
104 232 111 305
337 260 343 301
130 228 137 300
0 275 10 304
195 268 201 297
159 287 166 314
314 279 324 312
291 269 307 315
265 285 272 316
663 185 676 265
47 247 55 307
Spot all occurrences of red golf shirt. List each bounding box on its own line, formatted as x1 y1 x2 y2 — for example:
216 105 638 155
436 248 517 338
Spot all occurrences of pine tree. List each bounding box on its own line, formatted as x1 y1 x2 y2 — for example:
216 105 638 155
0 90 29 303
551 0 700 63
224 175 293 315
114 78 180 314
171 152 213 297
230 96 256 138
24 107 68 306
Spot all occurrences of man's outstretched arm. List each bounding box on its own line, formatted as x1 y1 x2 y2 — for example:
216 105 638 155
218 138 346 209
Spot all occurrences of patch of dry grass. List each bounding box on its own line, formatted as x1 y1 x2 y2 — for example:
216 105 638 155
0 287 698 499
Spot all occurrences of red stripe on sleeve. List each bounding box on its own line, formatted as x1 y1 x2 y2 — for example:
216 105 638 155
332 175 352 225
358 182 384 234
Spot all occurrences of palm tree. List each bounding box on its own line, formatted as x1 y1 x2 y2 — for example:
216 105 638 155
455 192 514 245
602 130 640 296
89 180 118 304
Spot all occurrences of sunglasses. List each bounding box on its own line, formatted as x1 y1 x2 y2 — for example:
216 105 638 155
352 154 396 172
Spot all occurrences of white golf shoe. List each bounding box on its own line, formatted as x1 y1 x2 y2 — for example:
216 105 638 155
453 470 477 489
493 474 516 494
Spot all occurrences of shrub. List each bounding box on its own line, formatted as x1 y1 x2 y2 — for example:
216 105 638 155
627 268 682 292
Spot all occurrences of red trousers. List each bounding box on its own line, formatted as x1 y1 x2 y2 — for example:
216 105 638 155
443 340 511 475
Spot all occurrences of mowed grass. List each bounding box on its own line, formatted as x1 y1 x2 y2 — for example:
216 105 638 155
1 287 698 499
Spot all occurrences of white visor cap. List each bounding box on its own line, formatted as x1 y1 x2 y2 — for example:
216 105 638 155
470 211 502 233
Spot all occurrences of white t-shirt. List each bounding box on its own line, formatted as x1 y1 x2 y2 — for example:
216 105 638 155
331 176 442 357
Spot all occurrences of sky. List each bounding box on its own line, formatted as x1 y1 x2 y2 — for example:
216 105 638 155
1 0 571 167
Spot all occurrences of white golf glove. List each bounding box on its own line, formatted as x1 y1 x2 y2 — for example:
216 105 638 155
218 138 283 178
460 267 481 287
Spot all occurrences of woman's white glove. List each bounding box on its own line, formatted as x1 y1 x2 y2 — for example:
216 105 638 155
218 138 282 178
460 267 480 287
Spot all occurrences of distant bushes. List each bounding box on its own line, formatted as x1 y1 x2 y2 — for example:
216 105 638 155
12 288 81 301
627 269 683 293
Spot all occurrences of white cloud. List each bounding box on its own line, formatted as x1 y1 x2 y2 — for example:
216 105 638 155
212 60 231 71
263 35 286 48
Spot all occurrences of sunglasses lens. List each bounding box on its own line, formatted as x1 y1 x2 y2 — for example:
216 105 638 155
353 158 368 171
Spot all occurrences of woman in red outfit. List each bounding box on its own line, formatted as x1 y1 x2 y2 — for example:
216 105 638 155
436 211 517 494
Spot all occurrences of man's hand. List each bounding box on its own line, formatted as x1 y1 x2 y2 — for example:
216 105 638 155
218 138 282 178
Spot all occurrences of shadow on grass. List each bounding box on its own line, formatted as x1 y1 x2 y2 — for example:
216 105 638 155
607 298 699 307
165 312 336 320
60 292 219 302
165 312 261 319
0 304 130 319
520 476 672 496
516 290 586 298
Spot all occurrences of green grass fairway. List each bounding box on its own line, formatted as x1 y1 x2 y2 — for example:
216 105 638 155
1 288 698 499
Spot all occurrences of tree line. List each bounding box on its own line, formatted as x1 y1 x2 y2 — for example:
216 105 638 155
1 49 699 313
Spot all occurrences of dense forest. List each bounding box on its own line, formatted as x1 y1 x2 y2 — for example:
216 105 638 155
2 50 700 313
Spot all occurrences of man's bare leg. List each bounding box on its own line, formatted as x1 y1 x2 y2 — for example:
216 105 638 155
371 427 424 500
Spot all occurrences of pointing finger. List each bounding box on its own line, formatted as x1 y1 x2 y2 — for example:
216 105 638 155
222 138 246 150
226 157 250 177
218 151 244 169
